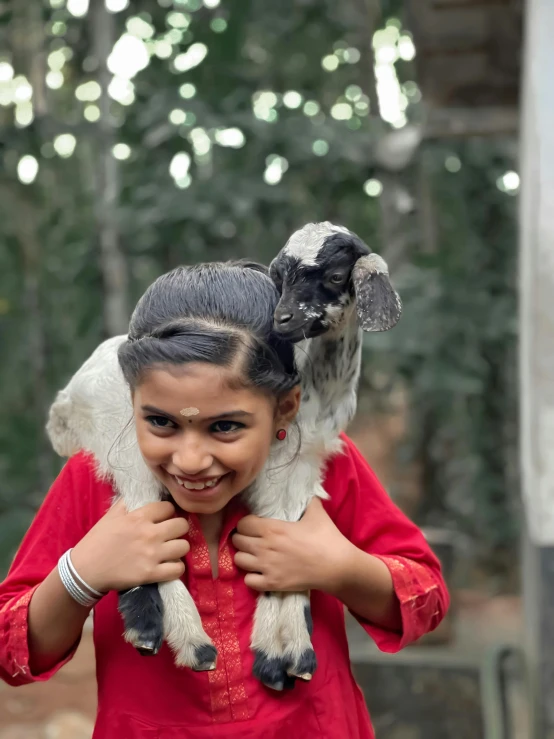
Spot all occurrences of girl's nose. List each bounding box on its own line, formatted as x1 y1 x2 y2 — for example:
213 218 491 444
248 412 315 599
171 434 214 476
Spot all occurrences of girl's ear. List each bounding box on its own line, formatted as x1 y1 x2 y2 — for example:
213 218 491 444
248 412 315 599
274 385 301 429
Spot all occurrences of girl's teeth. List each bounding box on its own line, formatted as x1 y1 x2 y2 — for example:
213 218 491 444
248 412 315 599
175 476 219 490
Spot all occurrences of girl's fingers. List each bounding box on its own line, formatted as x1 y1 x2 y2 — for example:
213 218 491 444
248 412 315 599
234 551 261 573
236 515 265 537
157 516 190 541
161 539 190 562
231 533 259 555
144 501 177 523
243 572 267 592
152 561 186 583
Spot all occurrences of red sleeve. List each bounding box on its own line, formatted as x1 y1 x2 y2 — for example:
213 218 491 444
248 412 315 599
0 452 107 686
322 434 450 653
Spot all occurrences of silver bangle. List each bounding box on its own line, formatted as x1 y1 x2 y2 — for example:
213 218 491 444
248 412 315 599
66 548 104 598
58 549 104 608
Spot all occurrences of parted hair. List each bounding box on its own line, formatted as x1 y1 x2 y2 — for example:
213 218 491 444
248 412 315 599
117 260 300 397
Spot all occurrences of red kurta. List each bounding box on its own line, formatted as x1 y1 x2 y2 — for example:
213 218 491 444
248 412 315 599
0 435 449 738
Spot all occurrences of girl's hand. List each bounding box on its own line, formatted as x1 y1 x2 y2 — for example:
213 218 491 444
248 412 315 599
70 499 190 593
232 498 354 593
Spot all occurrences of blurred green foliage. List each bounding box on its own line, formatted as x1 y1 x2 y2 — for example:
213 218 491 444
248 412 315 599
0 0 518 586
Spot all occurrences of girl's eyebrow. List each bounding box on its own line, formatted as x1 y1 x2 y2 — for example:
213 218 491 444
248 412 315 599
141 405 180 423
206 410 254 421
140 405 253 423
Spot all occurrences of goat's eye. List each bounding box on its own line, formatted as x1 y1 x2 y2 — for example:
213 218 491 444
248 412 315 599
330 273 345 284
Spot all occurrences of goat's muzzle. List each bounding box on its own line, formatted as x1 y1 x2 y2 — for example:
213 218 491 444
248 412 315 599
273 307 327 343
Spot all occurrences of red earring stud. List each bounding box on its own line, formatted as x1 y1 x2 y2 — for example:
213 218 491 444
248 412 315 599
276 429 287 441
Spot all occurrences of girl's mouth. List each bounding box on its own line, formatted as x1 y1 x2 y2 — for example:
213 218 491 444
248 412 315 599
170 473 229 497
174 475 221 490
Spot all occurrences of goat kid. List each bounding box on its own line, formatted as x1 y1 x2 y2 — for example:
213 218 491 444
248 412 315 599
243 222 401 690
45 222 400 689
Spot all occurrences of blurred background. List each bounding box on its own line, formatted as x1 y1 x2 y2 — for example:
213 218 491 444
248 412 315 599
0 0 533 737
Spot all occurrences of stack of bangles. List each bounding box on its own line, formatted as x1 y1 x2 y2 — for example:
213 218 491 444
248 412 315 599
58 548 106 607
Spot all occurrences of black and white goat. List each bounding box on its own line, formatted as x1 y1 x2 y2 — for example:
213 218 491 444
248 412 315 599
244 222 401 688
45 222 401 688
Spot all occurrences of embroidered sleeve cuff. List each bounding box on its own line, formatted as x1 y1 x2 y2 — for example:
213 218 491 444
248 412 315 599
353 555 445 653
1 586 81 686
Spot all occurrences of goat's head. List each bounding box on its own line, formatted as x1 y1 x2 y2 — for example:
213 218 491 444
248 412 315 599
269 221 402 342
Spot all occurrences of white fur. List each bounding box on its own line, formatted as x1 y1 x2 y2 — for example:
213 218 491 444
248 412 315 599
282 221 350 267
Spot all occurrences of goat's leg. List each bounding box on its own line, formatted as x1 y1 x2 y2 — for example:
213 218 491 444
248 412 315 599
115 485 216 669
279 591 316 680
115 485 168 657
248 492 323 687
119 582 216 669
251 591 315 689
159 580 216 670
251 592 291 691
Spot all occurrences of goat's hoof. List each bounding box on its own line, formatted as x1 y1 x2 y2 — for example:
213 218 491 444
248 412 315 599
285 648 317 681
261 673 297 692
289 672 312 682
123 626 164 657
253 651 294 691
136 640 160 656
191 644 218 671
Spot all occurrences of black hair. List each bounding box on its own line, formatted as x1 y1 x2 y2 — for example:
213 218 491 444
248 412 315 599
117 260 300 397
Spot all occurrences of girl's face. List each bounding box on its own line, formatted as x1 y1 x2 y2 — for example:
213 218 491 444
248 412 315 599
133 363 300 515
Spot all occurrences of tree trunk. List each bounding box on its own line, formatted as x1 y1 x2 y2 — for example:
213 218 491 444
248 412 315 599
91 1 129 336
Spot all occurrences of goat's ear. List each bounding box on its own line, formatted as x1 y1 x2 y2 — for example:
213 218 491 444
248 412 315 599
352 253 402 332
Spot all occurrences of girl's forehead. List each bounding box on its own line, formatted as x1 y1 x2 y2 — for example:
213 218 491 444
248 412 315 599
134 363 269 411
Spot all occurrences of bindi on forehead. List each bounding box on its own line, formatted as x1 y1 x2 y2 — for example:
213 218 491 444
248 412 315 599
180 406 200 424
180 407 200 417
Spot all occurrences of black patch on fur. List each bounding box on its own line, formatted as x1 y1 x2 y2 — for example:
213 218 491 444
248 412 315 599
315 231 369 269
324 341 338 363
118 584 164 656
192 643 218 671
304 603 314 636
283 674 297 690
253 650 290 691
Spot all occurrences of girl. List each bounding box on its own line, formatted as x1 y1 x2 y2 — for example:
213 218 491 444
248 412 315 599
0 261 449 738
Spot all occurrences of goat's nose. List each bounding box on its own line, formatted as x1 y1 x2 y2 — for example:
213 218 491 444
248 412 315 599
275 311 293 325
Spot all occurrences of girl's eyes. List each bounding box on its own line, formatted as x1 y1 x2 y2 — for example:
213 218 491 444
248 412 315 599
146 415 177 430
145 416 244 435
210 420 245 435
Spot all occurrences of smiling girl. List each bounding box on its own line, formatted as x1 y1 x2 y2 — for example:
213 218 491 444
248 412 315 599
0 261 449 738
